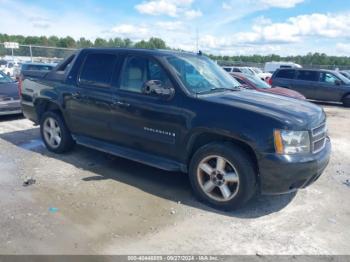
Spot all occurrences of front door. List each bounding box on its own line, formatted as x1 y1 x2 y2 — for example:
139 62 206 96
110 55 185 160
315 72 345 102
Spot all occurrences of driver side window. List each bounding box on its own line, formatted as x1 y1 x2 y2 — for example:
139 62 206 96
320 72 339 85
120 56 171 93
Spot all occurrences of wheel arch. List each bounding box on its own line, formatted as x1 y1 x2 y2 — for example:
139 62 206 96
34 98 63 122
186 131 260 179
341 92 350 100
341 92 350 107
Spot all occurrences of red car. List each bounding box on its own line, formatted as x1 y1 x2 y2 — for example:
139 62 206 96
231 72 306 100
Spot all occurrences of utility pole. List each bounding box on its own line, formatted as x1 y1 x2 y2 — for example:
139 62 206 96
29 45 33 62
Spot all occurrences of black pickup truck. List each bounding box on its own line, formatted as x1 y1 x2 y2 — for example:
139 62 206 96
21 48 331 210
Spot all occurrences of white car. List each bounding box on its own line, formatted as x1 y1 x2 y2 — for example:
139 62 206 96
222 66 255 76
264 62 302 74
222 66 271 81
248 67 272 81
0 61 18 77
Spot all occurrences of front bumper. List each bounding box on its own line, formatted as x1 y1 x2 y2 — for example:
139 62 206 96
0 99 22 116
259 137 331 195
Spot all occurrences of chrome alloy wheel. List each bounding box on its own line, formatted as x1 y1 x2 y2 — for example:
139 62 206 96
197 155 240 202
43 117 62 149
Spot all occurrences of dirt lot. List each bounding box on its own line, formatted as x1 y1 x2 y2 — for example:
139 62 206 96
0 103 349 255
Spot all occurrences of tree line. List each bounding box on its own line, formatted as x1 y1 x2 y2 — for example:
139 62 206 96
1 33 350 66
209 53 350 67
0 34 167 59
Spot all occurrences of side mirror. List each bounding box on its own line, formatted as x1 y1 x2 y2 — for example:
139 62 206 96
335 80 342 86
142 80 175 99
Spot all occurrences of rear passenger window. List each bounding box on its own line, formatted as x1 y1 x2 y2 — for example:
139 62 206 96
79 53 117 87
296 71 319 81
275 69 295 79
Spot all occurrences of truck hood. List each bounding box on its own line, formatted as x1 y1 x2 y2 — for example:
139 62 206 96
200 89 325 129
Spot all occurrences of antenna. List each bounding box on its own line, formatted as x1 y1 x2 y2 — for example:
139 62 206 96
196 27 199 53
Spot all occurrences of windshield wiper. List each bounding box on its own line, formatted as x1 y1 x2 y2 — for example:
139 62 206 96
196 87 241 94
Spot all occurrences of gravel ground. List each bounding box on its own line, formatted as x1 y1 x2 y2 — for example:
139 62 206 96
0 103 349 255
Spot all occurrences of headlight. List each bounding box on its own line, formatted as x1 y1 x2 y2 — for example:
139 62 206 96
274 130 310 154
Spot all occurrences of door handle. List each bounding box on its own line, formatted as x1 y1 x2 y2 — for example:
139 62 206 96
113 100 130 107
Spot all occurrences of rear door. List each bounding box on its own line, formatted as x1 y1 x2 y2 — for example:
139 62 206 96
271 69 295 88
65 52 119 140
293 70 319 99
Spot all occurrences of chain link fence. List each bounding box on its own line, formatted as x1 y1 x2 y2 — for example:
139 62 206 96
0 43 77 63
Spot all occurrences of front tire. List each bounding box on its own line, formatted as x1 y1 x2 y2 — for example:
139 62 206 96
189 142 257 210
40 111 75 153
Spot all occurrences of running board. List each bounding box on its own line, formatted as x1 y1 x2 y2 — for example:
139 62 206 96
73 135 186 172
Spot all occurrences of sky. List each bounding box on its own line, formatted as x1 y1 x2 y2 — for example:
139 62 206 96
1 0 350 56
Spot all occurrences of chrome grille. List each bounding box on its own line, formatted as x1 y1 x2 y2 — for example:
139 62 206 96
311 123 326 153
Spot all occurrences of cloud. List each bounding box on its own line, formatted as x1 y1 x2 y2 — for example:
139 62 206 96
218 0 304 27
260 0 304 8
155 21 183 30
336 43 350 55
135 0 178 17
222 0 304 11
0 1 104 39
111 24 150 39
184 9 202 19
135 0 201 19
29 16 51 29
199 34 283 55
195 12 350 55
222 2 232 10
234 12 350 44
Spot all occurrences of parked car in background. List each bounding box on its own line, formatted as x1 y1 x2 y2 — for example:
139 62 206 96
222 66 255 76
0 70 21 115
270 68 350 107
223 66 272 81
17 62 56 80
231 72 305 100
248 67 272 81
21 62 56 72
264 62 302 74
0 60 18 77
339 70 350 80
20 48 331 210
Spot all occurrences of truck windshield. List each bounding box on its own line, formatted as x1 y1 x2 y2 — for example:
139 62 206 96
165 54 241 94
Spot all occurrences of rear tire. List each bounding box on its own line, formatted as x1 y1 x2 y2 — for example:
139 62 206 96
40 111 75 153
343 95 350 107
189 142 257 211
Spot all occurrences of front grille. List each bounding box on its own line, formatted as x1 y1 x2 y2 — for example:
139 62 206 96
311 123 327 153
